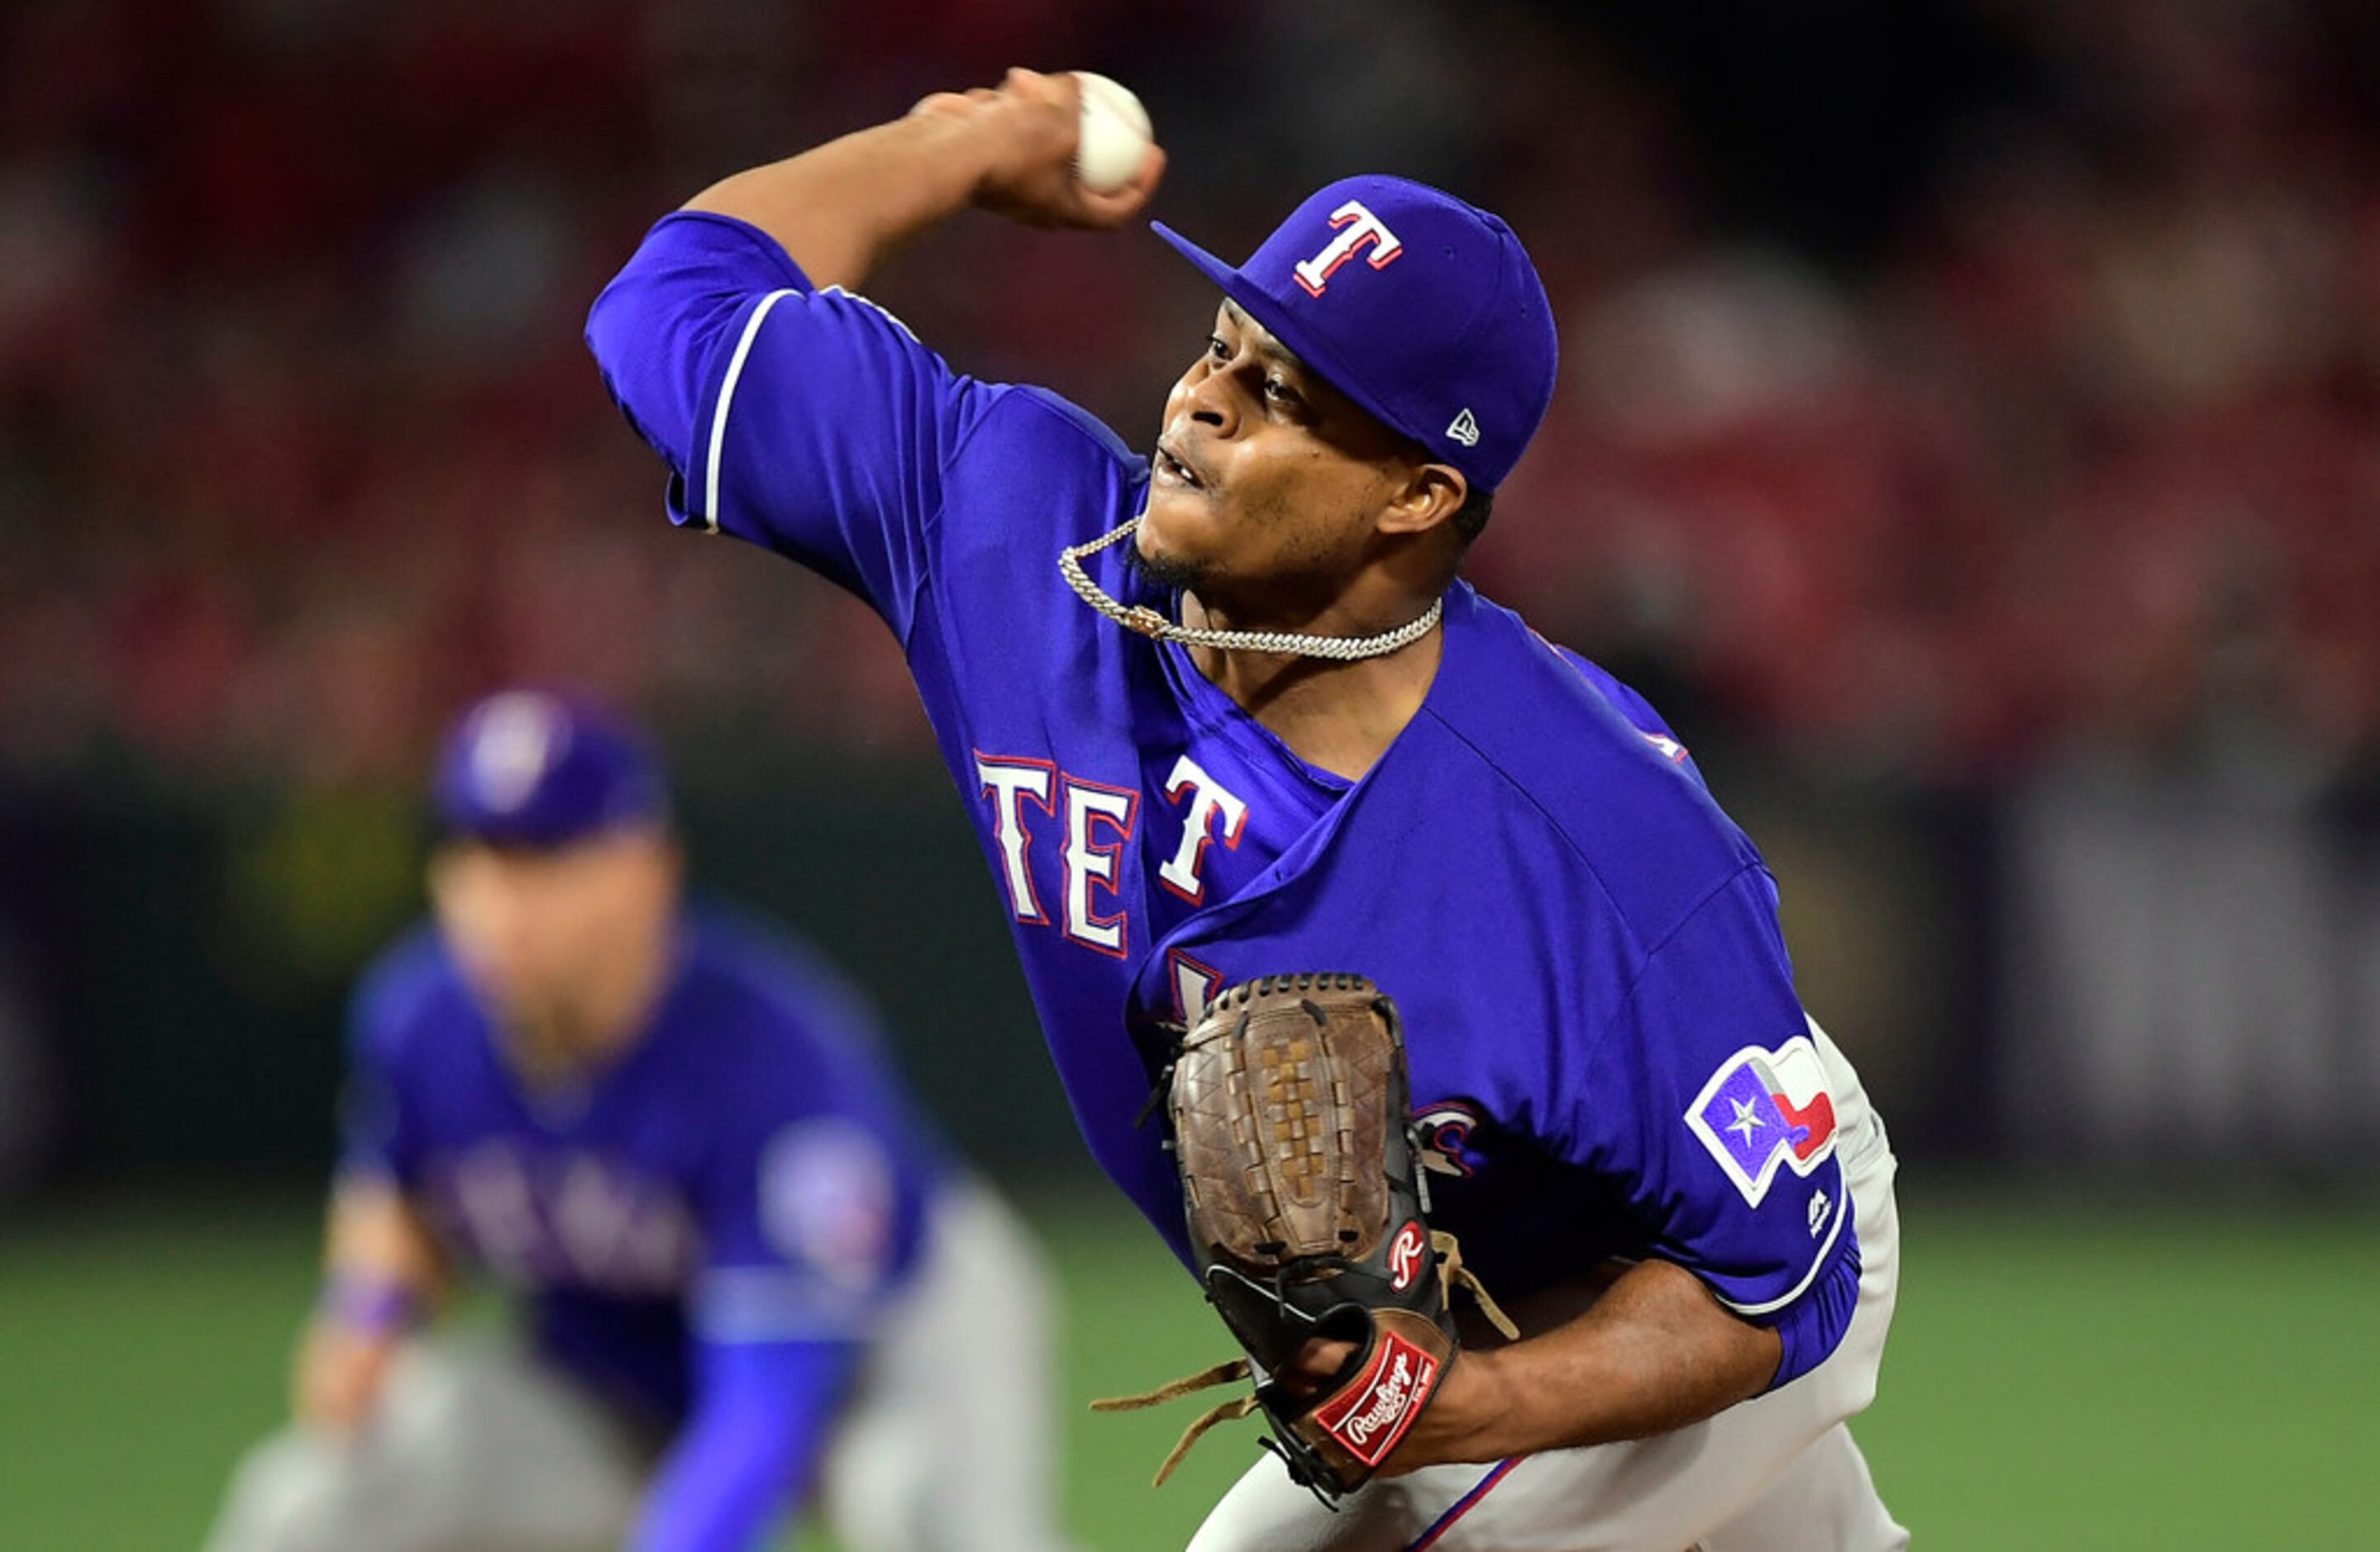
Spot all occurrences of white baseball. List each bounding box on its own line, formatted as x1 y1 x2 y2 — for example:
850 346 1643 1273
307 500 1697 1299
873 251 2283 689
1072 71 1152 194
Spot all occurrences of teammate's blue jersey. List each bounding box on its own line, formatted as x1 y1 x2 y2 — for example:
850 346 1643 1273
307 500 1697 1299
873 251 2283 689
589 213 1860 1386
341 904 946 1424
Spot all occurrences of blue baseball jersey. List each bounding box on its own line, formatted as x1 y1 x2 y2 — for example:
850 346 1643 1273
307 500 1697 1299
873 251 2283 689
587 213 1861 1386
341 903 946 1545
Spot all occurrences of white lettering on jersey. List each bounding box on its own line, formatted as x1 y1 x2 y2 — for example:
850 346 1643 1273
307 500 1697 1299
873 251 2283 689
1061 777 1138 957
446 1144 541 1278
1156 755 1249 905
1294 201 1405 298
550 1154 694 1293
975 753 1056 924
433 1147 693 1296
553 1154 634 1282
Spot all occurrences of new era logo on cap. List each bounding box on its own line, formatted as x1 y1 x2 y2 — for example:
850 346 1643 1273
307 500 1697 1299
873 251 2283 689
1152 175 1558 492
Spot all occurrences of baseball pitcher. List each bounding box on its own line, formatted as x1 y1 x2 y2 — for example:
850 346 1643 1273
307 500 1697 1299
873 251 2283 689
587 68 1906 1551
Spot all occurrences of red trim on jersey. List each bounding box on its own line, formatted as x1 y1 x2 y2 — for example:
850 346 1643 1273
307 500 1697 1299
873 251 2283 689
1166 948 1225 1022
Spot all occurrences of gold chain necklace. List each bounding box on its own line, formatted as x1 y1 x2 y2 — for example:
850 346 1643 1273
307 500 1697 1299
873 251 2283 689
1057 517 1443 660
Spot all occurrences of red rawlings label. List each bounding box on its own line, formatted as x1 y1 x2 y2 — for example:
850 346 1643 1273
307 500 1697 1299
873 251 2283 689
1311 1329 1441 1468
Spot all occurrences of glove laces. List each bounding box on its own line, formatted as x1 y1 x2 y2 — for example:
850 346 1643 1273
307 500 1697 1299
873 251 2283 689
1089 1231 1519 1488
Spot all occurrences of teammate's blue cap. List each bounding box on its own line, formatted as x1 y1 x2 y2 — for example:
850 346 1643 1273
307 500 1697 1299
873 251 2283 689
1152 174 1558 492
431 690 671 848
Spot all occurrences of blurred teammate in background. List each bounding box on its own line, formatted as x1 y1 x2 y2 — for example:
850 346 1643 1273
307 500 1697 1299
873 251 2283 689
205 689 1064 1552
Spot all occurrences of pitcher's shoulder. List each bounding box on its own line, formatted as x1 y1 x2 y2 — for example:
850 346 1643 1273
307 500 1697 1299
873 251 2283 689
1419 589 1764 940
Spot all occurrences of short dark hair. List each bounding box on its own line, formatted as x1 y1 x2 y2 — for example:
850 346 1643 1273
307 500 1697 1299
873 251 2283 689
1452 482 1495 546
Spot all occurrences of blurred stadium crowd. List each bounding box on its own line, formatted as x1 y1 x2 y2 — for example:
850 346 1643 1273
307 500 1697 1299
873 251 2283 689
3 0 2377 792
3 0 2379 1191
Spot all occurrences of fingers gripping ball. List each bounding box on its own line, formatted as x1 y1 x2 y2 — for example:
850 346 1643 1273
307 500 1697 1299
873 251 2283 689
1095 974 1514 1499
1072 71 1152 193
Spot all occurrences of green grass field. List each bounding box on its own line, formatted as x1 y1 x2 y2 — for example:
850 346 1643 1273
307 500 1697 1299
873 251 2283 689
2 1191 2374 1550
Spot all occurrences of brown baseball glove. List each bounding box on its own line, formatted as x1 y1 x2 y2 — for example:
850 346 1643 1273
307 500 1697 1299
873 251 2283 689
1095 974 1513 1499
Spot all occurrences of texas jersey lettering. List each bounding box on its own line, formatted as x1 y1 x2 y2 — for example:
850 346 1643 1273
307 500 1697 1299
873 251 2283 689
974 750 1266 955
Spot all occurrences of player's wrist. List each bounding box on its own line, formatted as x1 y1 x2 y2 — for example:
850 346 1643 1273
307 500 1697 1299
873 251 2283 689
1436 1345 1530 1460
896 89 1052 212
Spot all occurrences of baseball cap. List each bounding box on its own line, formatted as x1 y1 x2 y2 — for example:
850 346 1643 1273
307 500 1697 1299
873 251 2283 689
1152 175 1558 492
431 690 670 848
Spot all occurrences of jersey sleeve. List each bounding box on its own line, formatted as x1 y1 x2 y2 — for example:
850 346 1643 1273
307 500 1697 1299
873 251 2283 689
630 1337 857 1552
689 1108 927 1347
1565 865 1861 1388
334 954 427 1188
648 1031 935 1545
584 211 998 641
1551 644 1711 788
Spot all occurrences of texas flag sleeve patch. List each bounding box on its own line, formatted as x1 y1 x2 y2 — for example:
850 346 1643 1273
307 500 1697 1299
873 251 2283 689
1685 1035 1840 1207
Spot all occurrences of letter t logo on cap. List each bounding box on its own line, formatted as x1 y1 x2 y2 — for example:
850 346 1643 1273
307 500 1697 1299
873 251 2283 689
1294 201 1404 298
